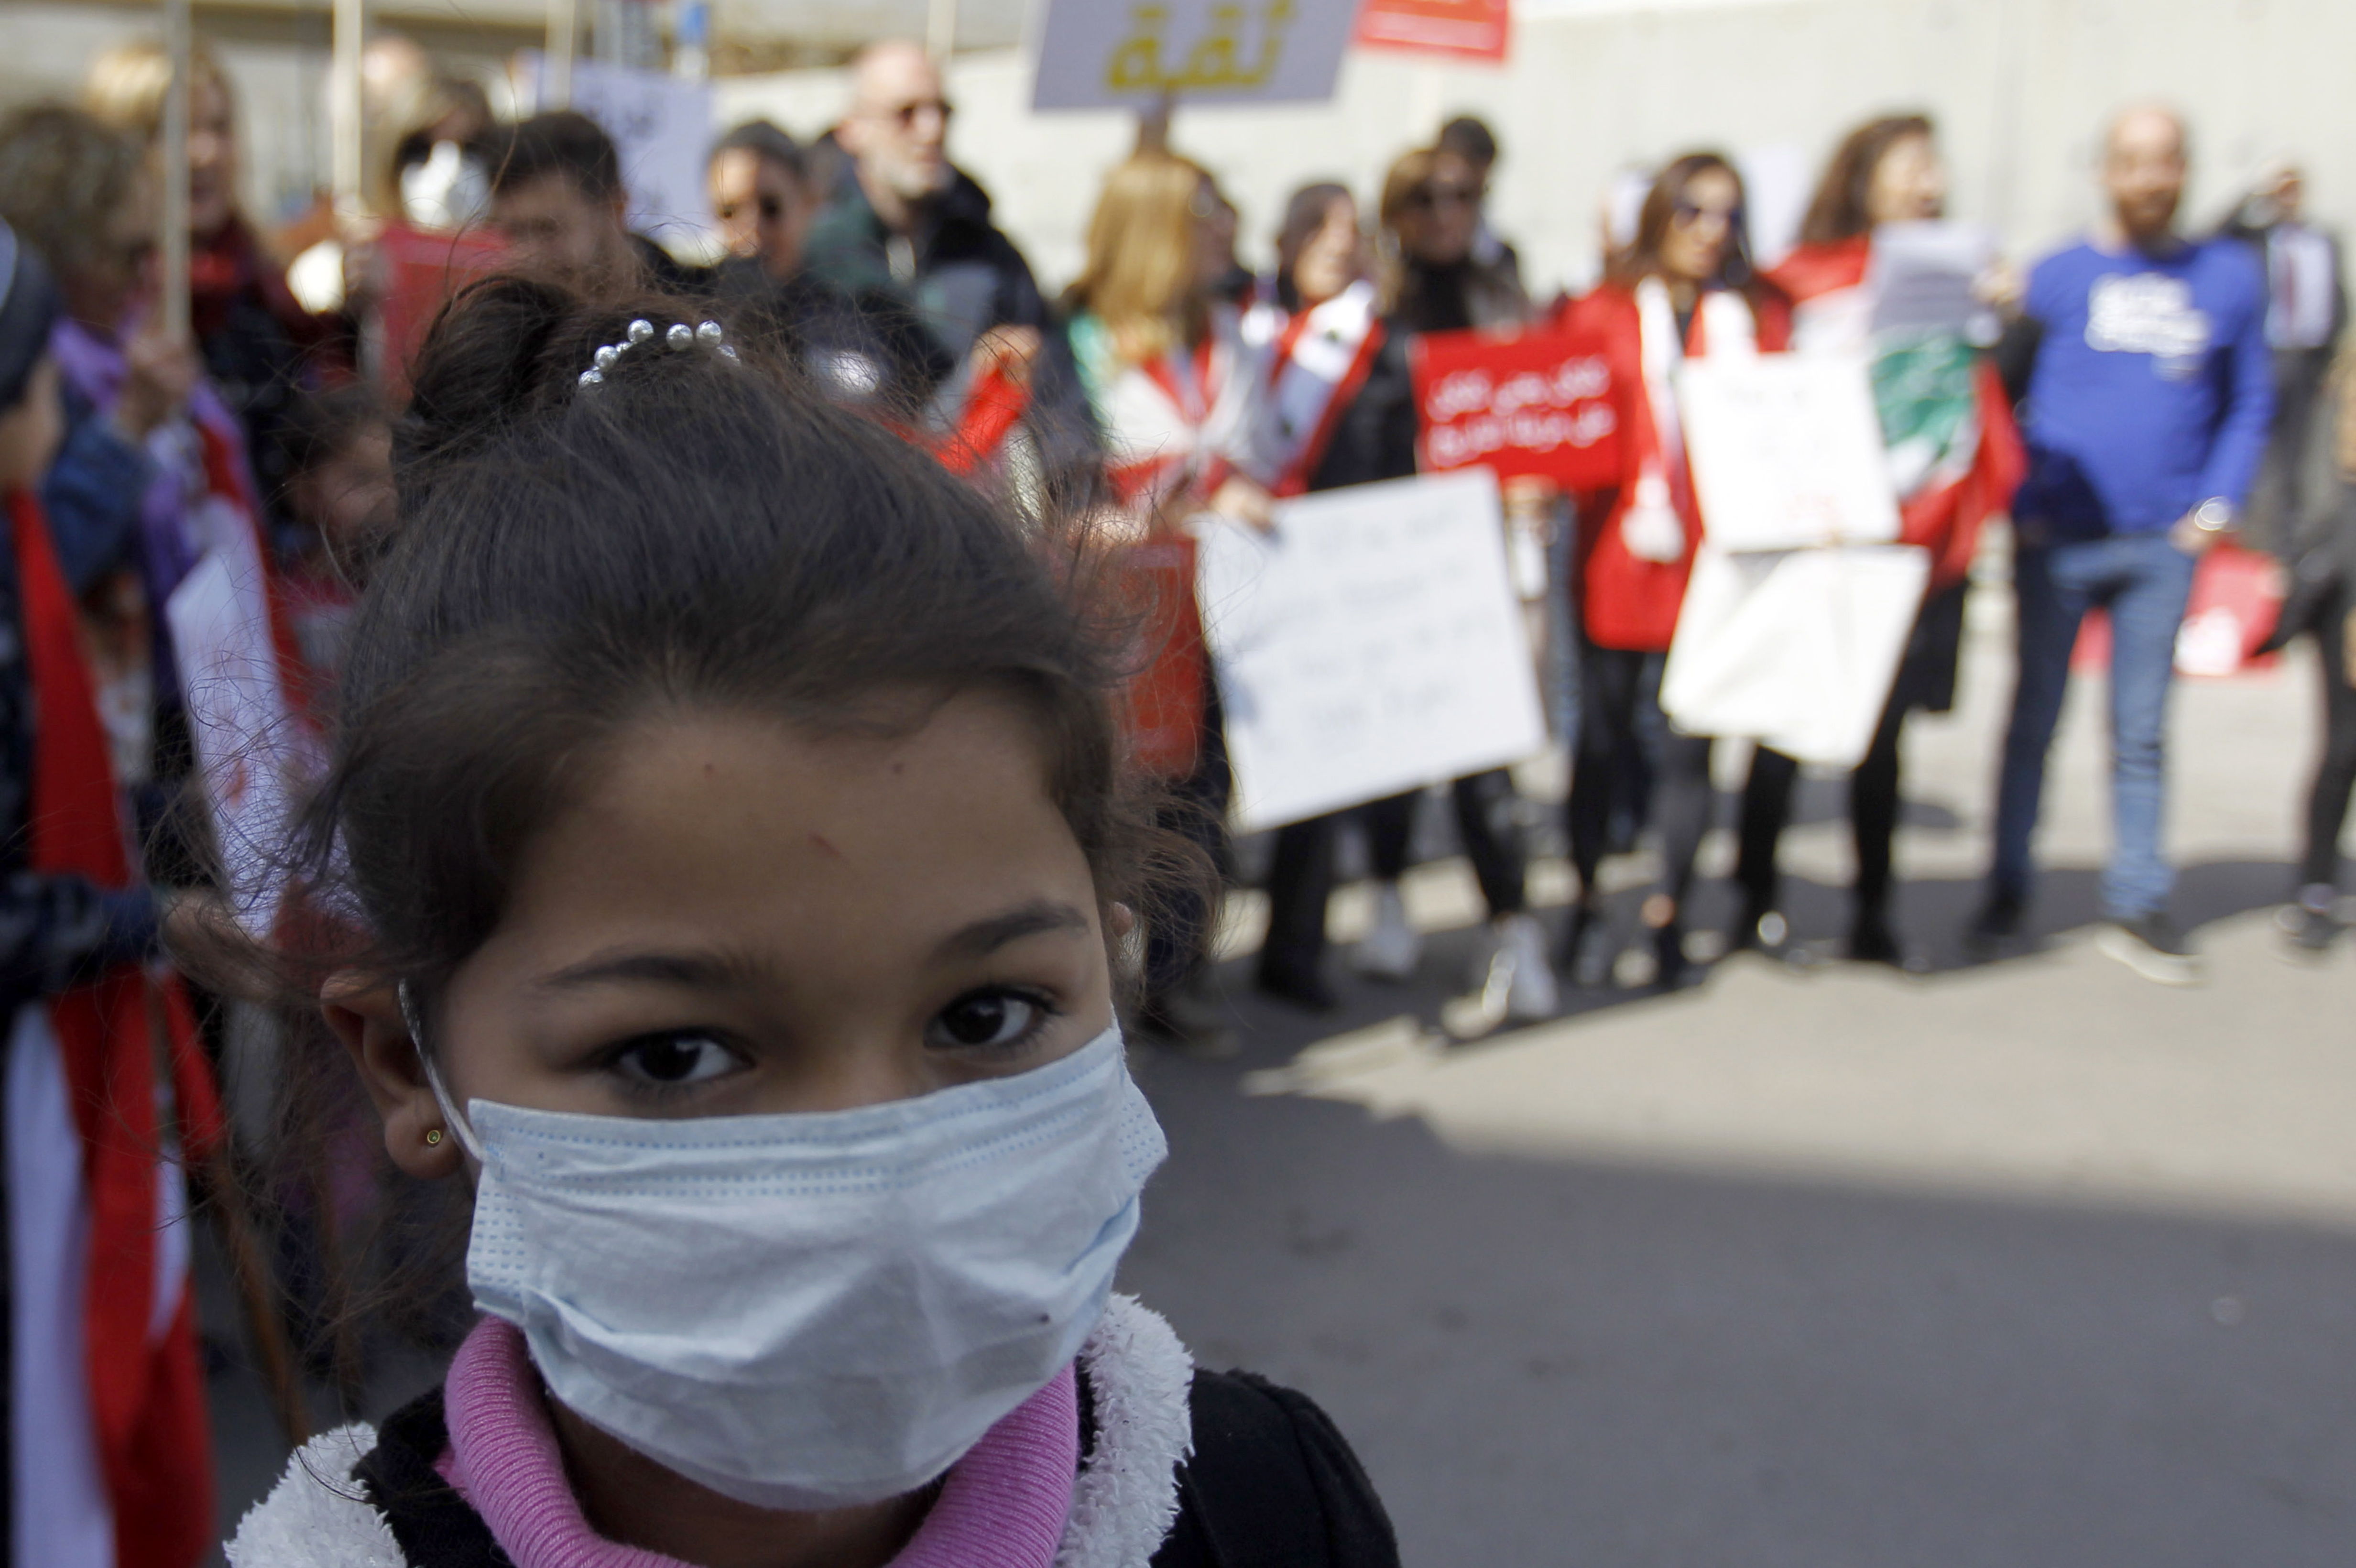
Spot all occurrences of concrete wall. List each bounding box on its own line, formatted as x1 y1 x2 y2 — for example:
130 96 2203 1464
6 0 2347 288
717 0 2356 297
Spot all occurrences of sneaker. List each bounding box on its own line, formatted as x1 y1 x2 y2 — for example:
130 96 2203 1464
1496 914 1559 1022
1561 902 1616 990
1440 942 1515 1041
1354 883 1423 981
2095 913 2203 986
2279 885 2343 956
1848 907 1924 973
1965 889 2025 959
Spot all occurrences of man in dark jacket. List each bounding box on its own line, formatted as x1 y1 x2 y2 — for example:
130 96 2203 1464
708 119 949 416
805 41 1093 468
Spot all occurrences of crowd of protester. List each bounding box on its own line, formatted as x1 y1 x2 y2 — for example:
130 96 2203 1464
0 27 2345 1566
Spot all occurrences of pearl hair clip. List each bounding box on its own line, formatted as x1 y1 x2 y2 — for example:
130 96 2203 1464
578 316 737 387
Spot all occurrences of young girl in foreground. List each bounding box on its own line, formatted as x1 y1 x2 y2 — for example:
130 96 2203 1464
227 277 1397 1568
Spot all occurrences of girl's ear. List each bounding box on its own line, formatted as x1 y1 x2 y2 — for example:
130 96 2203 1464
1107 902 1138 940
320 971 468 1181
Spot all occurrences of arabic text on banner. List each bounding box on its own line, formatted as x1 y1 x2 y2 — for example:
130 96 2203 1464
1031 0 1356 111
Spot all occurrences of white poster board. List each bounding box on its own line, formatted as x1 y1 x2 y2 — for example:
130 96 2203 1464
1660 544 1931 768
523 56 716 255
164 500 308 937
1032 0 1357 111
1196 469 1548 832
1676 353 1901 551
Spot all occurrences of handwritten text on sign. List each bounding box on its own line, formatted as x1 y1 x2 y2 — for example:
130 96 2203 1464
1197 469 1548 832
1032 0 1356 110
1411 328 1621 489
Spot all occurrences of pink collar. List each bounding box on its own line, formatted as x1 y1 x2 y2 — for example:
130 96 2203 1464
439 1317 1079 1568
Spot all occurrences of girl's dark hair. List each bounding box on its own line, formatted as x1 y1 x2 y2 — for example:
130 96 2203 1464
295 273 1178 1010
1606 151 1774 312
1799 113 1935 247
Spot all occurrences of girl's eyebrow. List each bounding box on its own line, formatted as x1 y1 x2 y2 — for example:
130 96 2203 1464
534 947 768 992
931 899 1092 964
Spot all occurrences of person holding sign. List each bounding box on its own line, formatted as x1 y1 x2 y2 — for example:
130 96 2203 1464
1065 150 1277 1052
1260 146 1557 1025
1556 153 1792 990
1730 115 2024 969
1972 106 2272 984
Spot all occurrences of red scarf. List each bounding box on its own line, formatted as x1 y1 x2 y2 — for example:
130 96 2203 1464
11 489 222 1568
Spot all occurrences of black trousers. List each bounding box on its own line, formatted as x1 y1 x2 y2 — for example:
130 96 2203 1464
1567 644 1714 913
1735 691 1908 925
1259 771 1528 983
1147 686 1233 999
2300 584 2356 889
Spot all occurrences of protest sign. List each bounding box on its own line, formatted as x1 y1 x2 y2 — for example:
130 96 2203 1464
1120 536 1207 778
521 56 716 252
1197 469 1547 831
1676 352 1901 551
1411 328 1620 489
165 498 310 937
1032 0 1356 111
1353 0 1509 62
2073 541 2285 679
1867 221 1999 341
1660 544 1931 767
375 223 506 394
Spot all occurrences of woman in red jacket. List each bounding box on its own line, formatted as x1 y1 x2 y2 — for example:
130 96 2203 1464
1559 153 1791 990
1730 115 2024 968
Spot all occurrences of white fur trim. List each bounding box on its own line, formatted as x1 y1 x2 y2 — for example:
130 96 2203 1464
1057 1293 1198 1568
219 1298 1201 1568
225 1423 406 1568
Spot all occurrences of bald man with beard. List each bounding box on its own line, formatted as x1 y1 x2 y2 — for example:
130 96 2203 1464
1973 104 2272 983
803 42 1092 460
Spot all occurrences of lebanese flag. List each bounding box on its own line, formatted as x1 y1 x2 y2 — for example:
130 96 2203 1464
1767 236 2025 588
8 489 221 1568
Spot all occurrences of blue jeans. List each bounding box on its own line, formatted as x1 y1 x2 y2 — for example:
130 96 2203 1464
1990 532 2198 919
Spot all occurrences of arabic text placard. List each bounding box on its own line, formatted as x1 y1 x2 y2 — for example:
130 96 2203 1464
1032 0 1356 111
1411 327 1621 490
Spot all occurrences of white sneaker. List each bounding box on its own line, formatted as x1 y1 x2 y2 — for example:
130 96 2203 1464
1498 914 1559 1021
1355 883 1423 980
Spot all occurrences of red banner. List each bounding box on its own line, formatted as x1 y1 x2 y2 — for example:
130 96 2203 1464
2073 541 2285 679
1411 327 1621 490
1353 0 1509 61
376 223 509 396
1121 536 1207 780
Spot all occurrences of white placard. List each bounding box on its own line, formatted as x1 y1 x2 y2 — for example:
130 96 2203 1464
164 502 306 938
1032 0 1357 111
523 56 716 254
1660 544 1931 768
1676 352 1901 552
1197 469 1549 832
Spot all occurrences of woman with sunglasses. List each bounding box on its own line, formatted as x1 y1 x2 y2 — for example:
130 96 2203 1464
1557 152 1794 991
1728 115 2024 969
1064 151 1278 1054
1254 146 1560 1025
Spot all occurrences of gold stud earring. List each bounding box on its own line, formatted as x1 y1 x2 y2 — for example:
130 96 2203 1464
425 1127 445 1147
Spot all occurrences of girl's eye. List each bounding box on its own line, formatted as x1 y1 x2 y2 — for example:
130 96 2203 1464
927 990 1049 1053
609 1032 747 1088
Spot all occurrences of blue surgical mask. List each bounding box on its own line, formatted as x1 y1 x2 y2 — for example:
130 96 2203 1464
407 1006 1163 1509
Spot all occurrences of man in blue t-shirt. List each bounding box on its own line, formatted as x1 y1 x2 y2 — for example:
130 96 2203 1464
1973 105 2272 983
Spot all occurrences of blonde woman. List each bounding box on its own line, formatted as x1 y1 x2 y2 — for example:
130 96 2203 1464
84 40 343 512
1064 151 1274 1055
